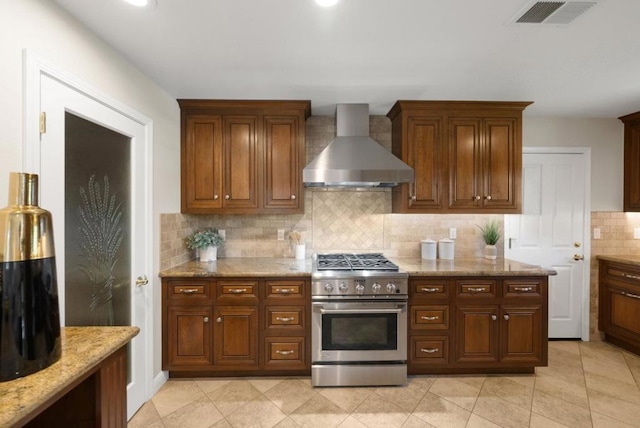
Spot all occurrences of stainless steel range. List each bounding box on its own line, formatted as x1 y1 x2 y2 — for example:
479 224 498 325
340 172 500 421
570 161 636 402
311 253 408 387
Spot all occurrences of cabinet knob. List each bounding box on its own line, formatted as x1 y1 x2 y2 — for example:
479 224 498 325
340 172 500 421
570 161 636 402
485 195 492 201
203 317 209 323
491 315 497 321
290 195 296 200
225 195 230 200
213 194 219 200
474 195 481 201
216 317 222 323
504 314 510 321
410 196 417 201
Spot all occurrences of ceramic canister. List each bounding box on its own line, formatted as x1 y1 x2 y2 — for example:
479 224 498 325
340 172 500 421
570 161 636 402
421 239 437 260
438 238 455 260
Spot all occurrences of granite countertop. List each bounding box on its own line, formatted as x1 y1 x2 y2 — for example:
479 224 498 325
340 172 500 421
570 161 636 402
159 257 555 277
596 254 640 267
0 326 139 427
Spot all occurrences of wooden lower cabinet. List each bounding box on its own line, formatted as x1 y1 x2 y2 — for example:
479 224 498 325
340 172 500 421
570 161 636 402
599 259 640 355
409 276 547 374
163 277 310 376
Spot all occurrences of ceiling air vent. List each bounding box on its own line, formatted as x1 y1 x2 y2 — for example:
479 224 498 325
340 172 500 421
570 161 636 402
514 1 596 24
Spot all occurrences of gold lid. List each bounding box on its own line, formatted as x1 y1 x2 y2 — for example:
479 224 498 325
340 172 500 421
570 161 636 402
0 172 56 262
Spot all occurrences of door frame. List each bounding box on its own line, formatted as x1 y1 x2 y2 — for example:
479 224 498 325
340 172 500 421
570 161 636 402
514 146 591 341
22 50 155 410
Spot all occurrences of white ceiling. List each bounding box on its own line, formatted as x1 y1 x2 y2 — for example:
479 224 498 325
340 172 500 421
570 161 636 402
54 0 640 117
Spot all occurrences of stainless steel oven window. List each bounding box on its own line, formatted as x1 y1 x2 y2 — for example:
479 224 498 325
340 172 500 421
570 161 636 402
322 313 397 350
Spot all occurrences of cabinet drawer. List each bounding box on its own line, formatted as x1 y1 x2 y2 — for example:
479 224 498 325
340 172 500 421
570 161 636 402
503 279 542 298
602 263 640 287
411 305 449 330
411 336 449 364
609 287 640 336
411 280 449 299
166 280 212 302
266 306 305 331
265 337 306 369
456 280 497 298
266 280 306 299
217 280 258 301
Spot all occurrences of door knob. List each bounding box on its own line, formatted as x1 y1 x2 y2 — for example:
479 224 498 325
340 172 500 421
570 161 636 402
573 254 584 261
135 275 149 287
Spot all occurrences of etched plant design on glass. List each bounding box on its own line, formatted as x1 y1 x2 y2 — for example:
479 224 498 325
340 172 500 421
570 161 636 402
77 175 124 326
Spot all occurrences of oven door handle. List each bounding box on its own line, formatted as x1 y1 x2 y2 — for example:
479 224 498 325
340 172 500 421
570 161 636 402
317 307 405 314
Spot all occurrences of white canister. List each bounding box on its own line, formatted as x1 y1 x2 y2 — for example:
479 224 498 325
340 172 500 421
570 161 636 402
421 239 437 260
295 244 306 260
438 238 455 260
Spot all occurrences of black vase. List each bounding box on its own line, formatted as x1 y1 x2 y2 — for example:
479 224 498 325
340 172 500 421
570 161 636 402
0 173 61 381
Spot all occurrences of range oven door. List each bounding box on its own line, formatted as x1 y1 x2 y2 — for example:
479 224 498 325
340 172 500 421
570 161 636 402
311 300 407 363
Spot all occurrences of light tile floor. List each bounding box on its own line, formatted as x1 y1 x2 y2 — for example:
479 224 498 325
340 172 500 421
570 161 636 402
129 341 640 428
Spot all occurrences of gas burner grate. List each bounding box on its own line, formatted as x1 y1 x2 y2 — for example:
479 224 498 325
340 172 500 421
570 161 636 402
316 253 399 272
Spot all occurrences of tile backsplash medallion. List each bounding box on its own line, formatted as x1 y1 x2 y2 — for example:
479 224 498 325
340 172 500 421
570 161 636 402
160 115 503 270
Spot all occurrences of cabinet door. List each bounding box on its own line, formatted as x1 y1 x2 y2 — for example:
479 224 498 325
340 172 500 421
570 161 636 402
448 118 482 210
182 115 223 212
455 305 499 363
222 115 259 210
500 305 544 364
623 117 640 211
214 306 259 367
263 114 303 211
165 306 213 368
602 285 640 339
482 119 519 211
406 116 444 210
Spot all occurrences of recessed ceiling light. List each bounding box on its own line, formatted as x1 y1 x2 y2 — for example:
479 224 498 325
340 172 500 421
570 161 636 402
316 0 339 7
123 0 157 7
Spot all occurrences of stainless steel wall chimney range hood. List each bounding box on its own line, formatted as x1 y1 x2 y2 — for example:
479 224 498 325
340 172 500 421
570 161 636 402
303 104 414 188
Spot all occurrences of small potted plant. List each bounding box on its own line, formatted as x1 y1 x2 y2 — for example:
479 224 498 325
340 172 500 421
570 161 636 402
185 228 223 262
479 220 500 260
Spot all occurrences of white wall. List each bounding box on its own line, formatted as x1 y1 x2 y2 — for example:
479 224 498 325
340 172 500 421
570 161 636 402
523 116 624 211
0 0 181 384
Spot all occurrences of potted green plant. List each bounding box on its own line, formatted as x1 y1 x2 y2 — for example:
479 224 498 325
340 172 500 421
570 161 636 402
185 228 223 262
479 220 500 260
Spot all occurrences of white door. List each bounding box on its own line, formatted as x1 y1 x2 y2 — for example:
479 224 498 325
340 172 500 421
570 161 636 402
39 73 151 418
505 150 589 339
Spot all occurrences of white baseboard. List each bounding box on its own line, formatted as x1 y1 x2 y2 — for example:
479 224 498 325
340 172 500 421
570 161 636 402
153 371 169 395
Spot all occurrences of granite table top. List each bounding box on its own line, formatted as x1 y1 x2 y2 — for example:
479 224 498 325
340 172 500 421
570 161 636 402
596 254 640 268
0 326 139 427
159 257 556 278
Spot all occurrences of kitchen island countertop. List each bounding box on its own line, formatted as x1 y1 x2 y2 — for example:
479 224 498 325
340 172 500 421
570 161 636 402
159 257 555 277
0 326 139 427
596 254 640 267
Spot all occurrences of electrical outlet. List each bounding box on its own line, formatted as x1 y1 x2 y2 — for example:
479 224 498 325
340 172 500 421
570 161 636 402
635 228 640 239
593 228 601 239
449 228 457 240
218 229 226 241
277 229 285 240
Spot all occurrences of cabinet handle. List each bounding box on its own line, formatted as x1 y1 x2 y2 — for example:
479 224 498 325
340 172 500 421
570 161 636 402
203 317 209 323
491 315 497 321
513 286 533 292
179 288 200 294
485 195 492 201
467 287 486 293
276 350 295 355
290 195 296 200
621 290 640 300
421 316 439 321
216 317 222 323
622 273 640 281
421 287 439 293
225 195 230 200
420 348 439 354
474 195 481 201
228 288 248 294
504 314 510 321
213 194 219 200
275 288 295 294
276 317 295 322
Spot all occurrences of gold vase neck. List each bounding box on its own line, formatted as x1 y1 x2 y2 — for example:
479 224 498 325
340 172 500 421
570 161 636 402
9 172 38 206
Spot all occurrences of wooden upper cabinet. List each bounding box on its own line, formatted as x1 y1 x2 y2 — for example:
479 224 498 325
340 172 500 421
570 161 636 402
620 111 640 212
179 100 311 214
387 101 531 213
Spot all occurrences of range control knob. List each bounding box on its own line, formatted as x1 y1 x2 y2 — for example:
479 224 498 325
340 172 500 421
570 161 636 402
371 282 382 294
386 282 397 294
355 284 365 295
324 283 334 293
339 282 349 293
